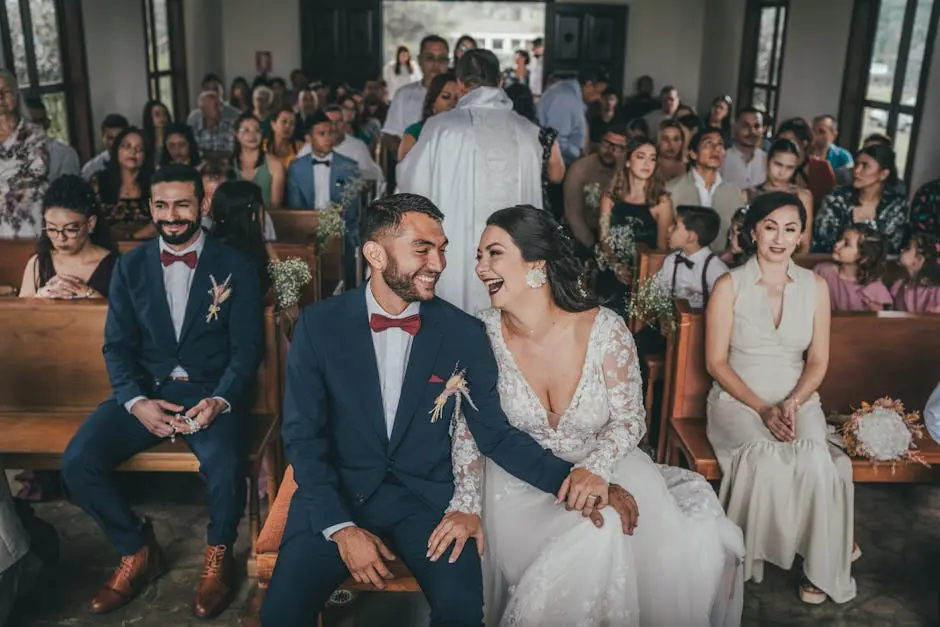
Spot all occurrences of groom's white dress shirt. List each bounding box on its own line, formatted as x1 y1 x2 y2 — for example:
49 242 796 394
323 282 421 540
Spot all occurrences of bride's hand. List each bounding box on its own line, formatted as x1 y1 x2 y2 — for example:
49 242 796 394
426 511 485 563
556 467 609 512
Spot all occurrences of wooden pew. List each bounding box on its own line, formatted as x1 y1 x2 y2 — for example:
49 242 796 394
0 299 284 557
268 209 345 297
630 245 668 440
0 239 37 291
662 302 940 482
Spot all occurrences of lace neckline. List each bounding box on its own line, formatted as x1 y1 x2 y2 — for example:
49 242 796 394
489 308 604 430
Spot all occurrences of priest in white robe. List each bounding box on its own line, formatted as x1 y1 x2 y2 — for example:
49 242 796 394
397 49 544 314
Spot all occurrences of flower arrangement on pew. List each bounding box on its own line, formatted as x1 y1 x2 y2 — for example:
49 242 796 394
841 397 929 467
315 177 368 254
268 257 312 314
627 276 677 336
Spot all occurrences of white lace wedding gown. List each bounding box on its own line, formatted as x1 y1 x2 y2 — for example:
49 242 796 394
450 308 745 627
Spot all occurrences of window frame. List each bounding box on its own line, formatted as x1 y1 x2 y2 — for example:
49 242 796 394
0 0 94 159
141 0 188 121
736 0 790 123
839 0 940 184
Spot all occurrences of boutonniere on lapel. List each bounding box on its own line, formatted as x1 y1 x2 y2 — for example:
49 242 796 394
429 364 478 428
206 273 233 322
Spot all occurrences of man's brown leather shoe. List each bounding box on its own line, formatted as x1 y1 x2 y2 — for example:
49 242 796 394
192 544 235 619
88 522 166 614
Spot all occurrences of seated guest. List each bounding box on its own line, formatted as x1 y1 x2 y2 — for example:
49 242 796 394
666 126 746 251
252 86 275 136
91 127 154 238
707 94 733 146
657 118 687 182
653 205 729 308
198 157 228 230
586 86 619 148
892 232 940 312
265 105 303 170
643 85 680 141
338 93 370 148
538 66 609 165
160 123 201 169
396 72 458 161
597 136 674 314
621 74 657 121
191 91 236 157
186 73 242 127
720 107 766 190
323 104 385 191
292 88 320 143
24 96 80 182
747 139 814 250
82 114 129 182
625 117 650 139
229 76 251 113
20 175 118 299
210 180 276 285
813 143 908 254
505 82 565 213
142 100 170 164
719 206 748 268
911 178 940 237
706 191 856 606
677 113 702 153
230 113 285 210
810 114 853 171
60 164 264 619
813 223 891 312
844 133 908 198
562 123 626 249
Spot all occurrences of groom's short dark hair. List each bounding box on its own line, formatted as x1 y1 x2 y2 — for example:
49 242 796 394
360 193 444 243
152 163 204 204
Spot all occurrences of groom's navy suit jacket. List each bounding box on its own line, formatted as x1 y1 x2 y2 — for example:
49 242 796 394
282 284 574 538
102 236 264 408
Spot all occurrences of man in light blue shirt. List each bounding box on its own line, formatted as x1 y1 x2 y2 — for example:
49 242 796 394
811 114 854 171
537 67 609 165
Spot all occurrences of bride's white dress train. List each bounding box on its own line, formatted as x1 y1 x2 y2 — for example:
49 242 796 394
465 308 745 627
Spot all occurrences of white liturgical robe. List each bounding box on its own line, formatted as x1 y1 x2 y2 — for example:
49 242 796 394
397 87 543 314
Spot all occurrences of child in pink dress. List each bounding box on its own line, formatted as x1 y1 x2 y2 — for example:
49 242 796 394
813 223 892 312
891 233 940 313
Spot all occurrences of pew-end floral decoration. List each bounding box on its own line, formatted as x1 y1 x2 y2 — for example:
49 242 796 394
627 276 677 336
842 397 928 468
429 365 478 434
205 274 232 322
268 257 312 312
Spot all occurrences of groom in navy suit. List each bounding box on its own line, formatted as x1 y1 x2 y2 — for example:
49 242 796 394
261 194 611 626
61 164 264 619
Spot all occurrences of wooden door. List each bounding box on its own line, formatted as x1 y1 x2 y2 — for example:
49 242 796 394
543 2 627 95
300 0 382 88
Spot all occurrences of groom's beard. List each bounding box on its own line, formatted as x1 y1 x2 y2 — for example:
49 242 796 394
383 256 436 302
157 219 201 245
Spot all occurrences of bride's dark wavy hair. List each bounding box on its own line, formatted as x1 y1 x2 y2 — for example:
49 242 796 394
486 205 601 313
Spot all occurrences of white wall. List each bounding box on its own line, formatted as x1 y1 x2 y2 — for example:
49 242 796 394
910 31 940 194
776 0 853 123
82 0 149 140
697 0 745 112
220 0 302 85
184 0 224 109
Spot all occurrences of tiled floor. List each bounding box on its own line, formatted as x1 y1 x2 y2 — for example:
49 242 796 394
5 473 940 626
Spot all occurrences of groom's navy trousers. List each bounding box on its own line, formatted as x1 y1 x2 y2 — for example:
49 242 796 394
261 285 574 626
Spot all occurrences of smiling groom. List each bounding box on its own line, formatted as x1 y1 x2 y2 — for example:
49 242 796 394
261 194 609 626
61 164 264 619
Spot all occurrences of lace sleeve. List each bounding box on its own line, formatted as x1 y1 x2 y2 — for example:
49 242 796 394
574 313 647 481
446 408 484 516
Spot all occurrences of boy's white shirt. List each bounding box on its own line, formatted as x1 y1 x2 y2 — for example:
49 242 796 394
653 246 730 309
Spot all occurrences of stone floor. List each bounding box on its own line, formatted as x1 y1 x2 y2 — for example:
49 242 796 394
5 473 940 627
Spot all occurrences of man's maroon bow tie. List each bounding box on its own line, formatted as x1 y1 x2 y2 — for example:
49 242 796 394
160 250 198 269
369 313 422 336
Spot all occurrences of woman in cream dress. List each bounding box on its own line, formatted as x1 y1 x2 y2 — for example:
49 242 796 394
705 191 856 604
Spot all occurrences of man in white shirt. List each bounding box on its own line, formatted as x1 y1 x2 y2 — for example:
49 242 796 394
644 86 680 141
260 193 617 625
25 97 79 182
81 114 128 181
185 73 241 128
720 107 767 191
60 164 264 619
529 37 544 97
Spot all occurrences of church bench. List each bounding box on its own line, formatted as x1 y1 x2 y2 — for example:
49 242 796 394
268 209 346 296
661 301 940 482
630 245 668 442
0 299 285 557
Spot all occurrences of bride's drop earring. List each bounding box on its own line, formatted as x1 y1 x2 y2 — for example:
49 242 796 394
525 267 547 289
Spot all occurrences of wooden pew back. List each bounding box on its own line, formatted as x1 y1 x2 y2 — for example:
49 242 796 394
268 209 344 296
629 245 668 333
0 239 36 290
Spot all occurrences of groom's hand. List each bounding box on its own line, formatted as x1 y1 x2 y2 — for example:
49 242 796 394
427 512 485 563
332 527 397 589
608 483 639 535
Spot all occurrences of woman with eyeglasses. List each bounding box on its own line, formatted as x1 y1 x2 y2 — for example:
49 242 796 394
91 126 155 239
20 175 118 299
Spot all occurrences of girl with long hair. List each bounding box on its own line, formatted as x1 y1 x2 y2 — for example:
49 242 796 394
92 126 154 237
264 105 303 169
142 100 171 163
230 113 285 209
209 180 273 293
747 138 814 250
397 72 458 161
384 45 422 101
160 122 202 168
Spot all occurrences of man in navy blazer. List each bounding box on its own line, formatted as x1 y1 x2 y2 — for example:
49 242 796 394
61 164 264 619
287 111 362 288
261 194 610 626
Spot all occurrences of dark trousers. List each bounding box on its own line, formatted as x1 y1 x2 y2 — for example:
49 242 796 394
261 482 484 627
61 382 247 555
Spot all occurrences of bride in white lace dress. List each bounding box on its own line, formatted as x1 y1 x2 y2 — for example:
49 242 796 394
453 206 745 626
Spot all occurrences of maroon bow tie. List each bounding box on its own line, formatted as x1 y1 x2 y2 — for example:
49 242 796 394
369 313 422 336
160 250 198 269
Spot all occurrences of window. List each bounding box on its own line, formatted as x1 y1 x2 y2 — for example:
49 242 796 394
142 0 187 120
855 0 938 179
0 0 69 142
737 0 789 123
492 38 504 50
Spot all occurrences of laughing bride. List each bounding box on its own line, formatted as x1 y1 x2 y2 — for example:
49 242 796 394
437 205 745 626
